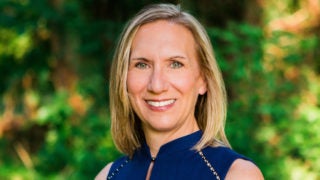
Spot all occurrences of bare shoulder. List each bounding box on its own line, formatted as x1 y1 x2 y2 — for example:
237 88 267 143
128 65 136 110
95 162 113 180
225 159 264 180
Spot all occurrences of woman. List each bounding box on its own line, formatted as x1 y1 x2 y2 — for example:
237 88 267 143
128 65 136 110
96 3 263 180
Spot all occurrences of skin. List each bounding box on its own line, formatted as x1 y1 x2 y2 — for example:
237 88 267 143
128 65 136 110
127 20 206 158
95 20 264 180
95 163 112 180
226 159 264 180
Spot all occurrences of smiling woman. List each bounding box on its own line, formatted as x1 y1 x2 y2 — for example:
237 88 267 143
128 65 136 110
127 20 206 141
96 3 263 180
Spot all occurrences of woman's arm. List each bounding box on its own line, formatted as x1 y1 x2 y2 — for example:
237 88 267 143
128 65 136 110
95 162 113 180
226 159 264 180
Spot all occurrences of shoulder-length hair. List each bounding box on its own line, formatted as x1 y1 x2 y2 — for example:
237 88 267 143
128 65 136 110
109 3 230 157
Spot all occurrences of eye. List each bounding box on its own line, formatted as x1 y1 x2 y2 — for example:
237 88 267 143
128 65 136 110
170 61 183 69
135 62 149 69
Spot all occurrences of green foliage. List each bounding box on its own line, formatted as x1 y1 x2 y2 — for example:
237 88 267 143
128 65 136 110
208 22 320 179
0 0 122 179
0 0 319 179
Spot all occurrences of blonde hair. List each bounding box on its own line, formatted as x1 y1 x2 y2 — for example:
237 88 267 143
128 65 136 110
109 3 230 157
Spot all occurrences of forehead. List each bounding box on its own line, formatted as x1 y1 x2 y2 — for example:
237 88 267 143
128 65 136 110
135 20 194 39
130 20 197 55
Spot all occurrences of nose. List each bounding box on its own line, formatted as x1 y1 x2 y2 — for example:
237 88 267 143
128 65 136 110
147 65 168 94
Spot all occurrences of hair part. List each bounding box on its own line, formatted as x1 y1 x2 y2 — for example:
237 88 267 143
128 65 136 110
109 3 230 157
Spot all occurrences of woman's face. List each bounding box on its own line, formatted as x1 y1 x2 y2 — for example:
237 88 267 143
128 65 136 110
127 20 207 135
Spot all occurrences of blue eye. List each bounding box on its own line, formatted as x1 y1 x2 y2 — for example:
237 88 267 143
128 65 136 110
135 62 149 69
171 61 183 68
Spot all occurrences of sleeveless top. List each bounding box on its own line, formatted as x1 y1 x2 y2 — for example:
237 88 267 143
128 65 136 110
107 131 250 179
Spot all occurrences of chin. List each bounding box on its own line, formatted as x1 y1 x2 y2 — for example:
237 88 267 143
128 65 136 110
145 122 178 132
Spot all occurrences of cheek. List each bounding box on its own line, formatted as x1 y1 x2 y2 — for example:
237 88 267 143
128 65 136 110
127 71 148 95
171 74 199 94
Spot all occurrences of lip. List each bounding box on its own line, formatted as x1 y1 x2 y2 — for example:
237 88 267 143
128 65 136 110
145 99 176 111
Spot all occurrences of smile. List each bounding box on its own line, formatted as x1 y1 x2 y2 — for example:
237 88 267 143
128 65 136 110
146 99 176 107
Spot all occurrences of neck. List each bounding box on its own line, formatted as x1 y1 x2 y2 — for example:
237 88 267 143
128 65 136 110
143 123 199 158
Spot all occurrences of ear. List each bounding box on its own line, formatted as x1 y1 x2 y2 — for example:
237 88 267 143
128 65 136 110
198 77 207 95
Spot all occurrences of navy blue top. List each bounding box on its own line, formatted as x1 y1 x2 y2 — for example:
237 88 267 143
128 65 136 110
107 131 249 179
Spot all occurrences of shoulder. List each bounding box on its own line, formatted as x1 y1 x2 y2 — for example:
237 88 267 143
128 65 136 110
95 156 130 180
226 159 264 179
203 146 245 162
202 146 262 179
95 162 113 180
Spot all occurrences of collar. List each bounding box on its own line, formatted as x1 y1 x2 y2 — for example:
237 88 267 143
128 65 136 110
138 130 203 160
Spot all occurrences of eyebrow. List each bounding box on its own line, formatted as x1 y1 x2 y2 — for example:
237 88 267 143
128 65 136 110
168 55 187 60
130 57 149 61
130 55 187 61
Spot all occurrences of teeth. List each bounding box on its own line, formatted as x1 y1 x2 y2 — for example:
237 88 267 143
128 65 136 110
147 99 175 107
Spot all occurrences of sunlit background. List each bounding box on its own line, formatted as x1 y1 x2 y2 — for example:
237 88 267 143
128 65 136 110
0 0 319 179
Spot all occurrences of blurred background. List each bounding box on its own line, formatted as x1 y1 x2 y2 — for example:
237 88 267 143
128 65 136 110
0 0 319 179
